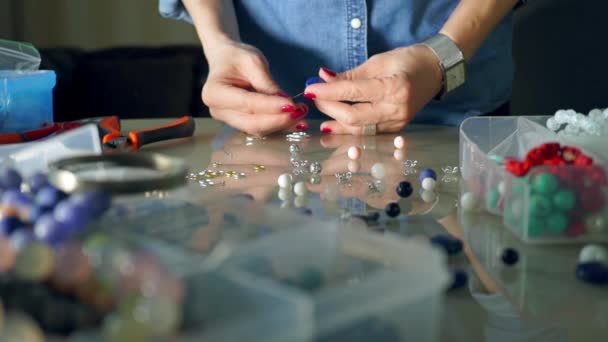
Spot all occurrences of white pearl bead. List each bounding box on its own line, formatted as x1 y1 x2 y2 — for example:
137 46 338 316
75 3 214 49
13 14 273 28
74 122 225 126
277 188 292 201
347 146 362 160
393 149 405 161
460 192 479 211
371 163 386 179
420 190 436 203
579 244 608 263
393 136 405 149
498 181 506 195
421 177 436 191
293 181 308 196
347 160 360 173
294 195 308 208
277 173 292 188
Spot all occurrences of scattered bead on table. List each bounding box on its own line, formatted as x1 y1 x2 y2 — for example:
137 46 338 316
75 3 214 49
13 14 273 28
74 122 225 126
347 146 362 160
500 248 519 266
371 163 386 179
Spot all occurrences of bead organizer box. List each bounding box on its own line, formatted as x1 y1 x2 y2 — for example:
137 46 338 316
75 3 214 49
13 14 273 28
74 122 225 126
460 116 608 244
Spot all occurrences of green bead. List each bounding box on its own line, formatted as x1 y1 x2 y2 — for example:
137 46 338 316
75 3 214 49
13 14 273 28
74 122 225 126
489 155 504 164
552 189 576 211
297 267 323 292
526 216 545 237
531 172 559 194
511 179 526 195
485 188 500 209
529 195 552 217
546 213 569 233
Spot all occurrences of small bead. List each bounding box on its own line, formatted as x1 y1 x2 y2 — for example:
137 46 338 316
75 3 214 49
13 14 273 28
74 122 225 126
579 244 608 264
552 189 576 211
309 161 322 175
294 195 308 208
0 216 23 236
546 212 569 233
575 262 608 285
420 190 436 203
501 248 519 266
293 181 308 196
35 185 66 209
277 188 292 201
393 149 405 161
26 173 48 194
305 76 324 87
371 163 386 179
531 172 559 194
419 168 437 181
347 146 362 160
295 267 324 291
421 177 436 191
347 160 360 173
448 269 468 291
460 192 479 211
430 235 463 255
277 173 293 188
396 181 413 198
529 194 552 217
485 188 500 210
489 155 504 165
393 136 405 149
385 202 401 217
586 214 606 234
0 168 22 189
289 144 300 153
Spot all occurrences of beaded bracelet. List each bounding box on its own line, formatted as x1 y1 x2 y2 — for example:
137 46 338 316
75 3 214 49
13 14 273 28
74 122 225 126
546 108 608 136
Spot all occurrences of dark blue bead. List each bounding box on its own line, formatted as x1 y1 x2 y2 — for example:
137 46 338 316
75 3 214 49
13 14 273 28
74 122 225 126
305 77 325 87
27 172 49 194
28 205 52 223
419 168 437 181
296 207 313 216
68 191 111 218
0 168 22 189
54 200 90 231
430 235 463 256
35 186 66 209
501 248 519 266
576 262 608 285
449 269 468 290
396 181 413 198
385 202 401 218
9 230 36 251
1 189 32 208
34 214 70 244
0 216 23 236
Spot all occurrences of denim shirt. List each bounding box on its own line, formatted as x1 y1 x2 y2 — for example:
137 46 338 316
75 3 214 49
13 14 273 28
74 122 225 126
160 0 514 126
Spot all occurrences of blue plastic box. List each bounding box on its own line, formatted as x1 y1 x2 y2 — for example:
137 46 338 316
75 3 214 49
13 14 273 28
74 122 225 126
0 70 55 133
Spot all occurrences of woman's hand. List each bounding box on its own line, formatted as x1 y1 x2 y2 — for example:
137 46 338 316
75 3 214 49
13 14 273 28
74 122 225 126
202 40 309 136
304 44 443 135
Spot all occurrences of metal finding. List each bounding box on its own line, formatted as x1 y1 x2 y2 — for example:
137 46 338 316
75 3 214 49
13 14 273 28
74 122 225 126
335 172 353 185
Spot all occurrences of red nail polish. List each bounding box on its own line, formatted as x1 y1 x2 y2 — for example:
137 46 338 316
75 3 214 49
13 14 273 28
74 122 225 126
277 91 290 98
281 105 296 113
295 123 308 130
321 67 337 77
321 127 332 134
291 110 307 120
304 92 316 100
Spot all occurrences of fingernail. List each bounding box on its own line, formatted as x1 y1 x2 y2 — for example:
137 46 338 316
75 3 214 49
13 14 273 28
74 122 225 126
298 103 309 113
281 105 296 113
304 92 316 100
320 67 337 77
291 109 307 120
321 127 332 134
295 123 308 130
277 91 290 97
305 77 325 87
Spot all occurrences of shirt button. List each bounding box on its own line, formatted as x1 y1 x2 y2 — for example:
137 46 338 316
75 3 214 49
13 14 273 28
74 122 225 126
350 17 362 29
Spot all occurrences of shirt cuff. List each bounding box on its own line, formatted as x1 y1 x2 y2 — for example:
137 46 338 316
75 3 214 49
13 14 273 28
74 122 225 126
159 0 193 23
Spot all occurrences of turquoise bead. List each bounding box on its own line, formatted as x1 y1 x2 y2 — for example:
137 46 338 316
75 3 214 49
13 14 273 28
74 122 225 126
546 213 569 233
489 155 504 165
485 188 500 210
529 195 552 217
552 189 576 211
297 268 323 292
531 172 559 194
527 216 545 237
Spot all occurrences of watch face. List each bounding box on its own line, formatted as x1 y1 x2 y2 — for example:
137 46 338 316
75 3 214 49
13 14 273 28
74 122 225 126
446 63 466 93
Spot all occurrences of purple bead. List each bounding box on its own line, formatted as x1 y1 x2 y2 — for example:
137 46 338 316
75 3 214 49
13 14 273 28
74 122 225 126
419 168 437 181
35 186 66 209
9 229 36 251
68 191 111 218
305 77 325 87
34 214 70 245
449 269 468 291
0 216 23 236
1 189 33 208
576 262 608 285
27 172 49 194
0 168 22 189
53 200 90 231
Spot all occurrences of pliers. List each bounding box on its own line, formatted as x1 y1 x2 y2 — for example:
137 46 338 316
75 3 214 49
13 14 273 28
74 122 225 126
102 116 196 151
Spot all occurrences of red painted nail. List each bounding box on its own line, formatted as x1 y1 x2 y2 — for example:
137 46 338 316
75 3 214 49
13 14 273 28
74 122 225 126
281 105 296 113
290 110 307 120
321 67 337 77
321 127 332 134
304 92 316 100
277 91 290 98
295 123 308 130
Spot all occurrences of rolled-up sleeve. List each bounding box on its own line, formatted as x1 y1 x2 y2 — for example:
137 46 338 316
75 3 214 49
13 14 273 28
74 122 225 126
159 0 192 23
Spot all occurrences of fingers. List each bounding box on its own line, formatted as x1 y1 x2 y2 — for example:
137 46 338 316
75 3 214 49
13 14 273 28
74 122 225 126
305 78 389 103
319 120 407 135
210 103 309 137
313 100 386 126
204 81 296 115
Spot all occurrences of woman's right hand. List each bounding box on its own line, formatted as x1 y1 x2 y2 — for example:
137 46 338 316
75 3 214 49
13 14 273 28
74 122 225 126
202 40 309 136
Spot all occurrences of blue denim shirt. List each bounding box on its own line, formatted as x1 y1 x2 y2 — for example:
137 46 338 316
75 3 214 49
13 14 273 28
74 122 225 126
160 0 513 126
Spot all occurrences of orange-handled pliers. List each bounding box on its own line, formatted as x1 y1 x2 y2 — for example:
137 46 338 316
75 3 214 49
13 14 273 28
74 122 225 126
102 116 196 151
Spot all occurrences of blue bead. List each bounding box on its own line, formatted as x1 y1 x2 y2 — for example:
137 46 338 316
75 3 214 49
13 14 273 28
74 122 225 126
305 77 325 87
449 269 468 290
385 202 401 217
419 168 437 181
34 214 70 244
1 190 32 208
396 181 413 198
68 191 111 218
28 205 52 223
0 168 22 189
9 230 36 251
501 248 519 266
0 216 23 236
27 172 49 194
35 186 66 209
430 235 463 256
576 262 608 285
54 200 90 231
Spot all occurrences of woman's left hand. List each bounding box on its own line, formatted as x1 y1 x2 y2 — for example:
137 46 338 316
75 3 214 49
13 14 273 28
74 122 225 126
304 44 444 134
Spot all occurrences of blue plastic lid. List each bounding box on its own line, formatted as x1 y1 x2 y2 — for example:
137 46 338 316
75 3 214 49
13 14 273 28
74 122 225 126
0 70 56 91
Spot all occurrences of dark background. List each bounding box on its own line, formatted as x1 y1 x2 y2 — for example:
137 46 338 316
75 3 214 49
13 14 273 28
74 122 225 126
1 0 607 121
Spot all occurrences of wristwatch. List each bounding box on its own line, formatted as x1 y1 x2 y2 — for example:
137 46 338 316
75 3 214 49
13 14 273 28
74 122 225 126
421 33 466 100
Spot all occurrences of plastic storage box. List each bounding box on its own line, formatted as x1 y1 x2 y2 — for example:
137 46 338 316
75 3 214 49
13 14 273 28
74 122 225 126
460 116 608 244
223 225 449 342
0 70 56 133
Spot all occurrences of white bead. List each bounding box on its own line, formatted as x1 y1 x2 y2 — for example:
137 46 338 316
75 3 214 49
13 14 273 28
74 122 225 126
579 244 608 263
421 177 436 191
347 146 362 160
280 201 292 209
294 195 308 208
277 188 292 201
498 181 506 195
393 149 405 161
460 192 479 211
393 136 405 149
589 109 603 121
277 173 293 188
546 117 561 131
603 108 608 119
420 190 436 203
586 214 606 234
371 163 386 179
293 181 308 196
554 110 568 123
347 160 360 173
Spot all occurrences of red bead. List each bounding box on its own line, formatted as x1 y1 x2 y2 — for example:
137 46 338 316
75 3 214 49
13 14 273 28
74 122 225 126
560 146 581 163
587 166 607 185
574 154 593 166
543 156 565 166
579 187 605 213
504 158 531 177
538 142 561 158
566 220 586 237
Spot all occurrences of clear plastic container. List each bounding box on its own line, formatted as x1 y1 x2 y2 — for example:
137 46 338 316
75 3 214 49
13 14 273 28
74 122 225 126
0 70 56 133
223 225 449 342
460 116 608 244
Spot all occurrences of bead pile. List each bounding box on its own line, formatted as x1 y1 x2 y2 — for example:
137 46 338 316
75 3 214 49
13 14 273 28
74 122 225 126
546 108 608 136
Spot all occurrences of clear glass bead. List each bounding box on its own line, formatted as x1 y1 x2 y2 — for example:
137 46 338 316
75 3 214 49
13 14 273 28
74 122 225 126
546 117 561 131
